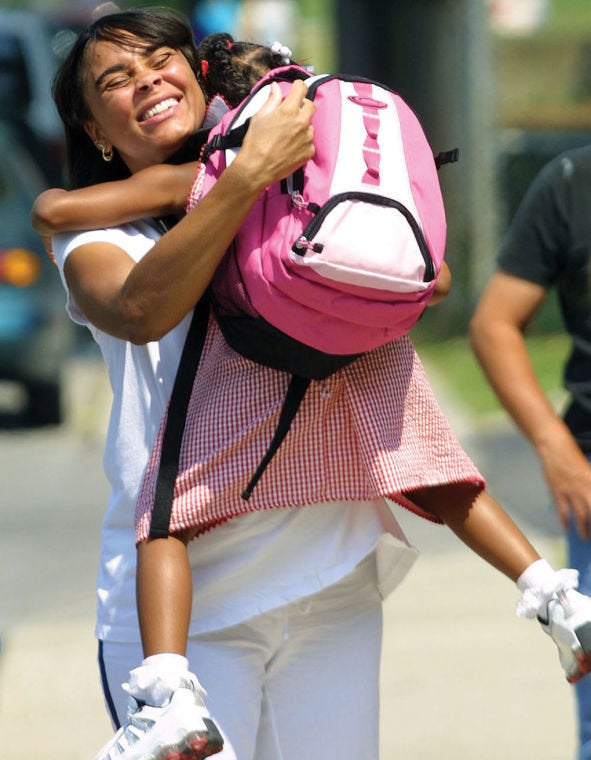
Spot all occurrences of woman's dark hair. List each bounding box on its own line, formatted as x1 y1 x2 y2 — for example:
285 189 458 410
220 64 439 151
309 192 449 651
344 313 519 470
53 7 201 188
197 33 294 107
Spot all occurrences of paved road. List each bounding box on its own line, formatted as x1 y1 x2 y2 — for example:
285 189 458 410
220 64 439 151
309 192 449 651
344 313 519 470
0 358 578 759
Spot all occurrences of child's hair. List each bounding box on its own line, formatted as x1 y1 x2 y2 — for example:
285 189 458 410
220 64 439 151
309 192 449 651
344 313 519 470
197 33 296 108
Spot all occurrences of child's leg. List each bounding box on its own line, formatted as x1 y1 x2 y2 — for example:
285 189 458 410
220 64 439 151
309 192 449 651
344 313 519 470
115 529 199 705
136 531 194 656
126 529 202 705
94 530 225 760
407 483 591 684
407 484 540 581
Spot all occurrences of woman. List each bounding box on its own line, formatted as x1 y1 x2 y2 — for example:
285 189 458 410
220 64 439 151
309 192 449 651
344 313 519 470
45 8 313 760
43 17 591 760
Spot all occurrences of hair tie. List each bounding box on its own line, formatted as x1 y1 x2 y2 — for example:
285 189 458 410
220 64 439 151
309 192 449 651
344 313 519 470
226 39 233 50
201 59 209 78
270 41 292 64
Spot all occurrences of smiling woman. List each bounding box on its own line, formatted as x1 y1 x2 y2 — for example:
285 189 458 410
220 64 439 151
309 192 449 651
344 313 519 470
81 43 206 173
52 8 205 188
37 6 318 760
32 9 591 760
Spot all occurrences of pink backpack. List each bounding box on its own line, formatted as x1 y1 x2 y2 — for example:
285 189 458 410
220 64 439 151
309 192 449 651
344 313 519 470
152 66 458 518
193 65 456 374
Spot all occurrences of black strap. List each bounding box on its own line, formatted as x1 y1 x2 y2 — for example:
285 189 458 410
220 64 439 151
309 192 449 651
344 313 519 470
149 299 210 538
435 148 460 170
201 121 251 163
241 374 311 500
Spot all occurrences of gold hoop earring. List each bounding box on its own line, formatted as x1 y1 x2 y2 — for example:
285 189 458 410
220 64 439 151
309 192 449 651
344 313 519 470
97 143 114 162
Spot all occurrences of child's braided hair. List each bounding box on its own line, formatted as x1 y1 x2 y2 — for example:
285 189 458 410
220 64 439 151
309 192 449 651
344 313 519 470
197 32 295 108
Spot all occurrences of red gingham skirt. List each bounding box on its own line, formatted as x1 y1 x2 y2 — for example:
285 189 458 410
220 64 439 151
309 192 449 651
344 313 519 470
135 316 484 542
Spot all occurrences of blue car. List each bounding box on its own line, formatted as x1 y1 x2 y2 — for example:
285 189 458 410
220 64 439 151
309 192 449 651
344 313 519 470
0 119 75 424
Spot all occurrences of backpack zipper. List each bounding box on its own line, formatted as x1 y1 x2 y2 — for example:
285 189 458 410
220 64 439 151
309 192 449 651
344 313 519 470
291 191 436 282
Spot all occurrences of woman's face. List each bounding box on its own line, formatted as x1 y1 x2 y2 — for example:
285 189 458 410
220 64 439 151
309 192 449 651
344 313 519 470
82 37 206 173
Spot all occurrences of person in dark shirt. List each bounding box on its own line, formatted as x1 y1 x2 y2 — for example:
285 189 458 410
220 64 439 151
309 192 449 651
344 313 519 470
471 146 591 760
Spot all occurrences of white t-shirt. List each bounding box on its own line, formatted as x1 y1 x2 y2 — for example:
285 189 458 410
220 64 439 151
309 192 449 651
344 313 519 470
53 222 417 644
186 498 418 635
54 221 192 641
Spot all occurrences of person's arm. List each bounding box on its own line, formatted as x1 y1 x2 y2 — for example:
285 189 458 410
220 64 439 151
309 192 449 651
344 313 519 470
32 162 198 236
470 270 591 539
61 80 315 344
427 260 451 306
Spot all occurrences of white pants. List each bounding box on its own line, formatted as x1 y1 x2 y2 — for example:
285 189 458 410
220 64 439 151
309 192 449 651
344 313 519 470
99 554 383 759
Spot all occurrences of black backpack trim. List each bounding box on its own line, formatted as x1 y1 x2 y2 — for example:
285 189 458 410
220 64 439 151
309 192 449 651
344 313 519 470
149 298 209 538
149 299 360 537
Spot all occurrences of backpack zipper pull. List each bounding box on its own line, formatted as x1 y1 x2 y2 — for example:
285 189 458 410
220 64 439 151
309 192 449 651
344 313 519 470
290 193 321 214
291 192 307 209
292 236 324 255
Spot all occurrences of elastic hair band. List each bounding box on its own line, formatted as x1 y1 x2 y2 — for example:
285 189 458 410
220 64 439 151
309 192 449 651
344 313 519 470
270 41 292 64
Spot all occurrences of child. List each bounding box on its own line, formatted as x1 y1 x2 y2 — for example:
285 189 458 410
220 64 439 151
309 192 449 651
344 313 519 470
34 32 591 760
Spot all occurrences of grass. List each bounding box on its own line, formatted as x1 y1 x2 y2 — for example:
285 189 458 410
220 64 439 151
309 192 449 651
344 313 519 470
547 0 591 36
413 332 570 423
494 0 591 128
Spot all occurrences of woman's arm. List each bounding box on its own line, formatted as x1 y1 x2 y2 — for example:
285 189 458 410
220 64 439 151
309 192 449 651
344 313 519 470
62 81 315 343
32 162 198 235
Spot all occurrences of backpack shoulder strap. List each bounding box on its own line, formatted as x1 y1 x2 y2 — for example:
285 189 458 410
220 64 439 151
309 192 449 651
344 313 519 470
201 65 312 163
149 298 209 538
200 121 250 163
148 303 312 527
241 374 311 501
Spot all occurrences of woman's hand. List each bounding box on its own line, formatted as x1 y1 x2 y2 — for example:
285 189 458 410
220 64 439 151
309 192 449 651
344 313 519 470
234 80 316 192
